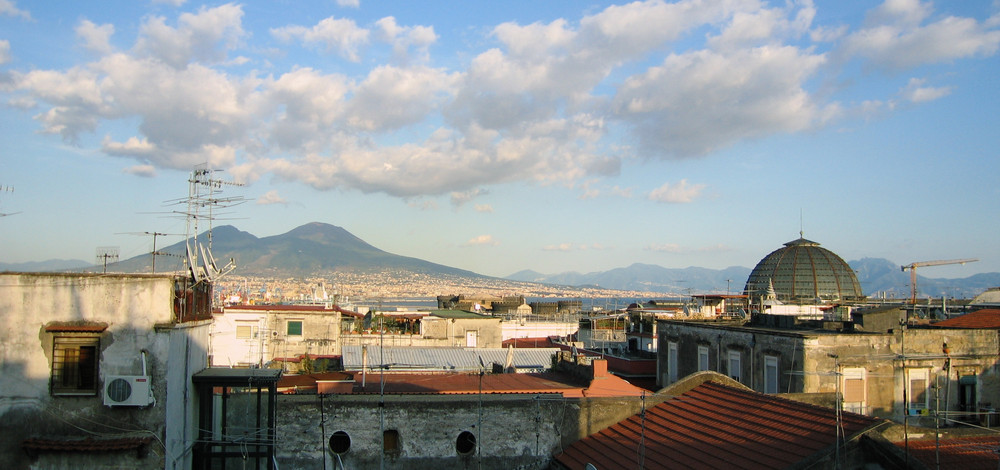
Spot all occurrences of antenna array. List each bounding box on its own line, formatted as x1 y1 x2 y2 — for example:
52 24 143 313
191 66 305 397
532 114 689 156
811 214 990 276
95 246 120 274
170 164 244 282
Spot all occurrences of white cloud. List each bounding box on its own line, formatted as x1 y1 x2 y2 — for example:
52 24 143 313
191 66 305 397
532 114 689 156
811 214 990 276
271 17 369 62
543 243 576 252
451 188 487 207
647 179 705 203
0 0 30 20
375 17 437 63
474 204 493 213
463 234 498 247
615 46 828 156
336 0 360 8
899 77 951 103
76 20 115 55
102 135 155 156
6 1 998 205
256 190 287 205
840 1 1000 70
134 3 245 69
123 164 156 177
645 243 683 253
152 0 187 6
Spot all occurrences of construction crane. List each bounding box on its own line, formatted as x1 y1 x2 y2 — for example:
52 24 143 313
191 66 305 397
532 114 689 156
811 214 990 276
900 258 978 305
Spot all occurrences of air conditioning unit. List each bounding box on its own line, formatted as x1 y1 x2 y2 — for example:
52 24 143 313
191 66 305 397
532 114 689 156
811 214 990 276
103 375 154 407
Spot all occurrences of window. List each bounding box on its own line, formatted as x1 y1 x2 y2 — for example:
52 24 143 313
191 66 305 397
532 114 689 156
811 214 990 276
236 321 258 339
329 431 351 455
764 355 779 394
287 320 303 337
907 369 929 413
667 342 678 384
52 335 100 395
456 431 476 455
383 429 400 455
697 346 710 371
466 330 478 347
843 368 866 414
728 350 742 382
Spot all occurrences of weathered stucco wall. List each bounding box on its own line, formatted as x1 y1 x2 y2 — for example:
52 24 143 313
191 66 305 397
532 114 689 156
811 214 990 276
274 393 648 469
656 319 1000 423
0 273 210 470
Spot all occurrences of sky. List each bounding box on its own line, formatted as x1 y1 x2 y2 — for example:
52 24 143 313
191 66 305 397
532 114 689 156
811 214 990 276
0 0 998 280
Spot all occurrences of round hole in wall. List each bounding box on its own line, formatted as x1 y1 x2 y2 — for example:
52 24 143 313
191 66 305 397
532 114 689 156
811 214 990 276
456 431 476 455
329 431 351 455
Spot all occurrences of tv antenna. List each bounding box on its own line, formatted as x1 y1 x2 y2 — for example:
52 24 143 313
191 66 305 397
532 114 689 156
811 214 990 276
95 246 119 274
165 164 244 282
119 231 183 273
0 185 20 217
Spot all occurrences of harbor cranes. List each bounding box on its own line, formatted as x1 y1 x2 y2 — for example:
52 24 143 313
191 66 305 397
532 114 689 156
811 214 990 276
900 258 978 305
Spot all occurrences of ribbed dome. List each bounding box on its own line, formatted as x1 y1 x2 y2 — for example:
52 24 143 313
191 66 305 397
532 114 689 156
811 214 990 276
744 237 863 304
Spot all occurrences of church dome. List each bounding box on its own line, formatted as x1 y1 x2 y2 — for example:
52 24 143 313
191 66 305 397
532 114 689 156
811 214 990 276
744 237 863 304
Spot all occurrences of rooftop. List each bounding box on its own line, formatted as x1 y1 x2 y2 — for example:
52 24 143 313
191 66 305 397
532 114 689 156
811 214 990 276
933 309 1000 329
553 379 886 470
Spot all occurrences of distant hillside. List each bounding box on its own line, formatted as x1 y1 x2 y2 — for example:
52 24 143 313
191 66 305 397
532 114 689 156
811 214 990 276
12 222 998 300
511 258 1000 299
0 259 90 272
110 222 483 278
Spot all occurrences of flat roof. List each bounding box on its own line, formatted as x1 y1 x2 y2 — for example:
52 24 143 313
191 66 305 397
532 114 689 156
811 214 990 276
192 367 282 385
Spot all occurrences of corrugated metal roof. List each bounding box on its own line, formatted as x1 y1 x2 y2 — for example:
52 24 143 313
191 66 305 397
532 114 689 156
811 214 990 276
934 309 1000 329
553 381 885 470
342 345 557 372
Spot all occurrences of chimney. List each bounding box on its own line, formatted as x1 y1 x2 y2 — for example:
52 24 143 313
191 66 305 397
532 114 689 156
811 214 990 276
592 359 608 378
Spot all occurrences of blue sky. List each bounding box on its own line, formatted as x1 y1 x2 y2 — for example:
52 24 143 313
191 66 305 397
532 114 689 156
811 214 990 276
1 0 998 280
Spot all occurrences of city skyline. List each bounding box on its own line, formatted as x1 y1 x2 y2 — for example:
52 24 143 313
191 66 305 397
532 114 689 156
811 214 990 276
1 0 998 279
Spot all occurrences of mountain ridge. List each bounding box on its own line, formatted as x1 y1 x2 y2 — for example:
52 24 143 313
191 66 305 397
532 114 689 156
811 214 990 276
4 222 998 298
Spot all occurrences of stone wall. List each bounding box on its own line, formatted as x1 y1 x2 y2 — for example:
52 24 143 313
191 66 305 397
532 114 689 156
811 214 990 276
275 393 649 469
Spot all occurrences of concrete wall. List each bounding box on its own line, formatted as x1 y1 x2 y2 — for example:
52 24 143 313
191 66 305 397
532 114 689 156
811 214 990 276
0 273 210 470
502 321 578 340
420 317 502 348
274 393 649 470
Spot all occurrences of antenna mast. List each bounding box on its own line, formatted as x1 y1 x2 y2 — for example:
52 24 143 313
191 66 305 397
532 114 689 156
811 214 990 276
95 246 119 274
179 164 244 281
0 185 20 217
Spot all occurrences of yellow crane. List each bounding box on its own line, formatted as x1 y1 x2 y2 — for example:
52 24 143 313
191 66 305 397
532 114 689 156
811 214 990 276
900 258 978 304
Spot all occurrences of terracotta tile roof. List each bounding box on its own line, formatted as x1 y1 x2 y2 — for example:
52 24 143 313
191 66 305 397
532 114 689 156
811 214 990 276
502 337 559 348
934 309 1000 329
351 372 587 397
21 437 152 453
900 436 1000 469
553 381 885 470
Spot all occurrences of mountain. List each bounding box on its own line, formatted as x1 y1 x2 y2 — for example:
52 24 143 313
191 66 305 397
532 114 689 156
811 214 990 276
0 258 90 272
112 222 482 278
25 221 998 299
511 258 1000 299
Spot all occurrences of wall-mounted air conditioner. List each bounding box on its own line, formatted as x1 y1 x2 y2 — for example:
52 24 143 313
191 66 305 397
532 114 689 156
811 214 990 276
103 375 154 407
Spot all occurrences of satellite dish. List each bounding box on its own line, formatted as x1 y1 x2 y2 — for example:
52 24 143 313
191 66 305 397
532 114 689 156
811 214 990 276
586 464 598 470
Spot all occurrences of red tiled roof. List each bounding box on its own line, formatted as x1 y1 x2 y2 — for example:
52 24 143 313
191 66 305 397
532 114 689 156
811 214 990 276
934 309 1000 329
900 436 1000 469
351 372 588 397
553 381 885 470
22 437 152 453
502 337 558 348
